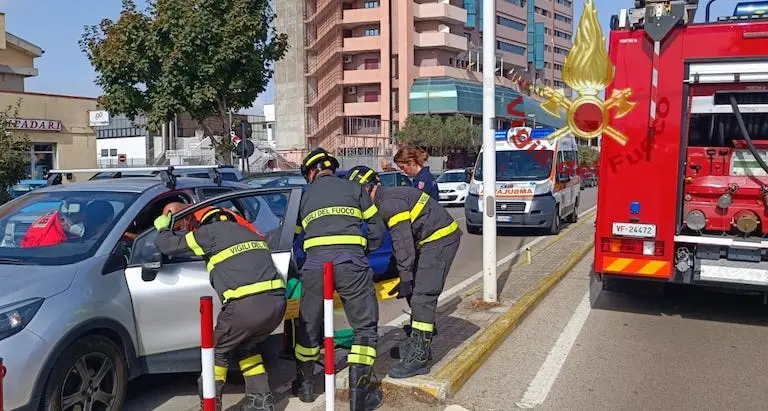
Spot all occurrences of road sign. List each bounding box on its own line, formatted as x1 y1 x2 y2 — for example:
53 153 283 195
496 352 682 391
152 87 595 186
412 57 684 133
118 154 127 164
235 140 255 158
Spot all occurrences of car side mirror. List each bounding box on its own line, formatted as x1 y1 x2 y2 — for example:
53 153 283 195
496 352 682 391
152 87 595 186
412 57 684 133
557 172 571 183
139 246 163 282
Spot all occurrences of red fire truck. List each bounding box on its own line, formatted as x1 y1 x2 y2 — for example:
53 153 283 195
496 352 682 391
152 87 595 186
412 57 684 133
594 0 768 295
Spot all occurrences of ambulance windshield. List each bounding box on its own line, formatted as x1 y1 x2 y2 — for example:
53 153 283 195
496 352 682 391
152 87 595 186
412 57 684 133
0 191 138 265
475 150 554 181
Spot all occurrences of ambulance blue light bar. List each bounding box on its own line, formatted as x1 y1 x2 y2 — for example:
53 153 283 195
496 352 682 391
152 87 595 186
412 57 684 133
734 1 768 17
494 127 556 141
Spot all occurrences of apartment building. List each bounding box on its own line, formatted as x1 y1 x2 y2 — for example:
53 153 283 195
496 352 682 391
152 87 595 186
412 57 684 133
274 0 574 157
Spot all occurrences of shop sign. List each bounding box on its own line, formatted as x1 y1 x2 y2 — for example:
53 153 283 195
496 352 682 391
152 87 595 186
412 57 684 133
6 118 62 132
89 110 110 126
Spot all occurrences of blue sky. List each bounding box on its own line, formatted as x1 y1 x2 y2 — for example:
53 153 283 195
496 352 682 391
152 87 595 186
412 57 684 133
0 0 739 114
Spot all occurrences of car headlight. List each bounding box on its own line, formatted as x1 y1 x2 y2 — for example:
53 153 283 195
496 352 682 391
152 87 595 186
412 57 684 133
534 181 553 195
0 298 44 341
457 183 468 191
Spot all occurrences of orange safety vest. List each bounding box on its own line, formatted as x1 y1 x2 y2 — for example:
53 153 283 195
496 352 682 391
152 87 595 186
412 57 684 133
192 206 264 238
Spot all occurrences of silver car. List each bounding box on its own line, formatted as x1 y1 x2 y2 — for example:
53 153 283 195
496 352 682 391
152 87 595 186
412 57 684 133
0 176 301 410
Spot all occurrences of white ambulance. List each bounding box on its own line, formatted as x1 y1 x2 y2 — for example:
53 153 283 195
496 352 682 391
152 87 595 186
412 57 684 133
463 127 581 235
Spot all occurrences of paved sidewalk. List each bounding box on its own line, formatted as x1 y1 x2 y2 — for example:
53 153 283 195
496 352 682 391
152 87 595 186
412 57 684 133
323 212 597 407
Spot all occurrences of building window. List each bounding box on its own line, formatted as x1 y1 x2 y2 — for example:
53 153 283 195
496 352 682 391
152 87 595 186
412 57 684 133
554 63 563 71
364 58 379 69
28 143 56 180
100 149 109 157
544 44 551 52
503 0 525 6
364 28 379 36
110 148 118 156
363 90 379 102
554 46 569 55
497 16 525 31
556 0 572 6
535 7 550 17
554 29 572 40
555 13 572 24
554 79 566 88
497 40 526 55
363 1 378 8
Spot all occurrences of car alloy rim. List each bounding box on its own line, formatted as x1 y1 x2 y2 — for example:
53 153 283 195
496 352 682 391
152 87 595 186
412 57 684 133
60 353 118 410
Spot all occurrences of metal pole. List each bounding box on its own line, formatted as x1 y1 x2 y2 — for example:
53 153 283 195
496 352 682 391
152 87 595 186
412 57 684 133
200 296 216 411
482 0 498 303
323 261 335 410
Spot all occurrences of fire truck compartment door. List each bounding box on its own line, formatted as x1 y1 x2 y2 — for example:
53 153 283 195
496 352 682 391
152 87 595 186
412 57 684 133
688 61 768 84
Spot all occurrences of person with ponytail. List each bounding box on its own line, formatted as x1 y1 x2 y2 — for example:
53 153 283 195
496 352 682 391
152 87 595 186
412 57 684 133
393 145 439 201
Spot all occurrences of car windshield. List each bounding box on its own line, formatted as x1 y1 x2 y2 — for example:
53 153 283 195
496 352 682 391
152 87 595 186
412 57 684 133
245 174 306 188
475 150 554 181
437 172 465 183
0 191 138 265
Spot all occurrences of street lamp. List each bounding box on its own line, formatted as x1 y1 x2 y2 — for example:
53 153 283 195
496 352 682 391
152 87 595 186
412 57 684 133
481 0 497 303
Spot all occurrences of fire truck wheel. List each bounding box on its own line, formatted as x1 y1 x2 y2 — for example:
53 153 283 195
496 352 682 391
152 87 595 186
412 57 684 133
41 335 128 411
548 206 561 235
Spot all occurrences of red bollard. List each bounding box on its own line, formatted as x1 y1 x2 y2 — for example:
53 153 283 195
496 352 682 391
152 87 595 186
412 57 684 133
200 296 216 411
1 356 5 411
323 262 335 410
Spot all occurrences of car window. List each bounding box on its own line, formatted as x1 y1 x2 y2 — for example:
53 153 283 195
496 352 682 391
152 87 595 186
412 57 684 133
436 172 465 183
130 191 291 265
221 172 240 182
186 172 209 179
0 191 138 265
379 173 395 186
397 173 411 186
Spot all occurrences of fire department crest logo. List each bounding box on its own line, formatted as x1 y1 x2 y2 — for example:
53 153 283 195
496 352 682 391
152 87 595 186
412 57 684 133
519 0 636 146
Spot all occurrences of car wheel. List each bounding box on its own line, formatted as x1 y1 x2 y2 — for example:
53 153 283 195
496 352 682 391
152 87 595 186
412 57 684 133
466 223 481 235
41 336 128 411
548 206 561 235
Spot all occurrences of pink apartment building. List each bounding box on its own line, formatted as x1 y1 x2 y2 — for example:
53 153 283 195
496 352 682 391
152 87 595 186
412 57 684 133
274 0 574 161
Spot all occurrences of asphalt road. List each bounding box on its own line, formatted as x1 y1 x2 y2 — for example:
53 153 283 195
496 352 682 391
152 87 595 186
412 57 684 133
123 188 598 410
454 244 768 411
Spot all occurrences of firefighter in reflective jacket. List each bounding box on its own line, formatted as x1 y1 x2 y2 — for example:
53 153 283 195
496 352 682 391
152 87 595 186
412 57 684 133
293 148 387 411
345 165 461 379
153 206 286 411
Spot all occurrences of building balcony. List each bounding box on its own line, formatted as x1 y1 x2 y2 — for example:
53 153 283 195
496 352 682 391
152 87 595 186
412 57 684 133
414 32 467 52
343 35 382 53
343 68 382 85
416 65 517 88
342 8 381 27
344 101 381 116
414 3 466 25
554 18 572 33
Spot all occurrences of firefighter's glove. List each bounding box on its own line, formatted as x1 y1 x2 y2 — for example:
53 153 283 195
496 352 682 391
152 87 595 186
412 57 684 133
153 213 172 231
389 279 413 299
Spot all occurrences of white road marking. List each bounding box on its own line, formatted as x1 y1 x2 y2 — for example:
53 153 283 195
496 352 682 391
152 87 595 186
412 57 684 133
384 205 596 328
515 292 591 409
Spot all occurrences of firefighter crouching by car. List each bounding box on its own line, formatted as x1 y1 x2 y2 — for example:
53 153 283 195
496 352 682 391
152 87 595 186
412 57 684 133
293 148 387 411
153 204 286 411
346 165 461 378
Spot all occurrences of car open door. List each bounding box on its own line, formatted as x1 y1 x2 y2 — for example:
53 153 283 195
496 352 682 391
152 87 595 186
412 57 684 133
123 187 302 368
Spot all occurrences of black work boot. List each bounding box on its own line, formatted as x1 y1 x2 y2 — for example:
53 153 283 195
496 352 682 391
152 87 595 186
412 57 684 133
198 377 224 411
349 363 383 411
387 329 433 379
291 362 315 403
241 392 275 411
389 324 435 360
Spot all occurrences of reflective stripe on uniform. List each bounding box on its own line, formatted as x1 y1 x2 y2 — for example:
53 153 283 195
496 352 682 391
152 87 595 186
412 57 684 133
358 169 374 183
214 365 228 382
222 278 285 303
185 231 205 256
347 344 376 366
301 206 363 229
418 220 459 247
362 204 378 219
411 321 434 332
386 192 431 228
302 234 367 251
239 354 266 376
348 169 360 181
295 225 303 234
295 344 320 362
207 240 269 272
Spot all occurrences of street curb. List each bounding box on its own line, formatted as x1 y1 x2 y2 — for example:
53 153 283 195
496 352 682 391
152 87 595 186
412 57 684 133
331 209 597 403
382 225 596 401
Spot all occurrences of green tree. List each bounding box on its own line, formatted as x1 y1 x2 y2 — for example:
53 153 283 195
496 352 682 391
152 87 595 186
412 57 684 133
80 0 289 161
0 100 31 204
578 145 600 167
394 114 481 155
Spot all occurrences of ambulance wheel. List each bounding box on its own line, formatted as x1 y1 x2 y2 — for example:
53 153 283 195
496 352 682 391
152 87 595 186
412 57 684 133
566 199 579 224
466 223 481 235
41 335 128 411
548 207 561 235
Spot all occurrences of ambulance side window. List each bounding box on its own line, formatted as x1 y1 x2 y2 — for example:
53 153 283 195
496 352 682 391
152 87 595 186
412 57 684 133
563 150 578 175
